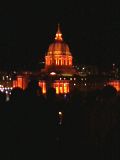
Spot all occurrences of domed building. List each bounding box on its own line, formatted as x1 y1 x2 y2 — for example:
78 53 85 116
42 24 77 75
13 25 79 94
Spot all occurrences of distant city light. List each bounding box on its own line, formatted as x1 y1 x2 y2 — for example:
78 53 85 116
59 111 62 115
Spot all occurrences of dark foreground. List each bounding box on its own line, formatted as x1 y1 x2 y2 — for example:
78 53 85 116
0 83 120 160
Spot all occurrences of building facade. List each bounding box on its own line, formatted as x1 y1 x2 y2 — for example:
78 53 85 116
13 25 79 94
13 25 119 94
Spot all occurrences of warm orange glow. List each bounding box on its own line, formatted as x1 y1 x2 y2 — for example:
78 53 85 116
45 54 72 67
45 25 73 68
59 59 61 65
60 83 63 94
65 59 67 65
55 24 63 41
56 87 59 94
13 76 29 90
22 78 28 90
69 58 72 65
53 81 70 94
42 82 46 94
107 80 120 91
64 82 69 93
53 82 58 94
56 59 58 65
17 77 23 89
61 59 63 65
38 81 46 94
13 80 17 88
46 57 50 65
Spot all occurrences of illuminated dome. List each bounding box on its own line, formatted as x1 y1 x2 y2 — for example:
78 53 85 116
48 42 71 55
47 24 71 56
45 24 73 67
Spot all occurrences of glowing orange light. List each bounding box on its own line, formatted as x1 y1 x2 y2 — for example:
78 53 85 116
13 80 17 88
42 82 46 94
17 77 23 89
38 81 46 94
69 58 72 65
60 87 63 93
53 81 70 94
61 59 63 65
56 87 59 94
107 80 120 91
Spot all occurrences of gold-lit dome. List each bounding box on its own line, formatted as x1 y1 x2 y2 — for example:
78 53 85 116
48 42 71 55
45 24 73 67
47 24 71 56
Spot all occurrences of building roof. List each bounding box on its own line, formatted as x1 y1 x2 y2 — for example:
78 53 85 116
47 24 71 56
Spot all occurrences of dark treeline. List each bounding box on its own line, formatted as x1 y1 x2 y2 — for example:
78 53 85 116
0 81 120 160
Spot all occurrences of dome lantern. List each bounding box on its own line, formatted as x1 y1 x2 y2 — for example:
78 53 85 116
55 24 63 41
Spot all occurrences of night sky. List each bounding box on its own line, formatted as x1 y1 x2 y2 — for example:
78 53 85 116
0 1 120 70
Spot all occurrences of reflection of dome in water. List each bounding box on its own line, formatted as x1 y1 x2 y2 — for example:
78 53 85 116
47 24 71 56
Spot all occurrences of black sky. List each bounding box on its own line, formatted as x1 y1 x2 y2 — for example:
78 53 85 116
0 1 120 70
